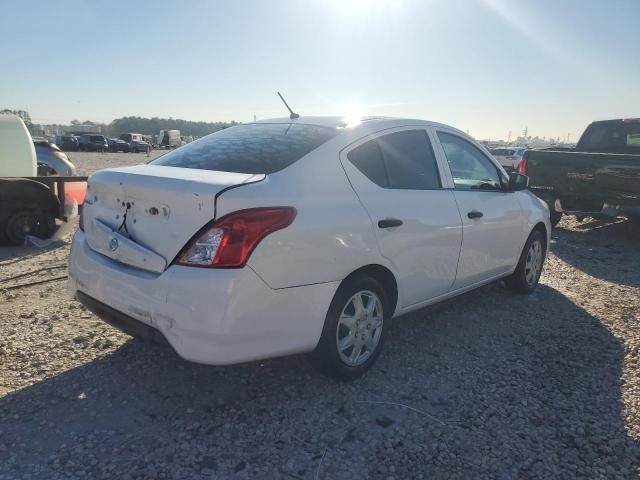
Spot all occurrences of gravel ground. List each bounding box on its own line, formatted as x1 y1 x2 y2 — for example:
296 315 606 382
67 150 168 177
1 152 639 479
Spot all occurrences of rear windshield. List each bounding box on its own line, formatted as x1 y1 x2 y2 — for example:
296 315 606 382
578 122 640 151
151 123 341 174
492 148 515 156
89 135 104 141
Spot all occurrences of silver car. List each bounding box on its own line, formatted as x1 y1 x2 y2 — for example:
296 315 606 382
33 139 77 176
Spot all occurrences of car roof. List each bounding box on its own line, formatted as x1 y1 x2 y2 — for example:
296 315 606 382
592 118 640 125
251 115 468 136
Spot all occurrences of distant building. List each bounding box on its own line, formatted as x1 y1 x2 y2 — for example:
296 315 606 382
65 124 102 134
30 123 102 138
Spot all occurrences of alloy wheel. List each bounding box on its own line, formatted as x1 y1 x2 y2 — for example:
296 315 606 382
524 239 543 286
335 290 383 367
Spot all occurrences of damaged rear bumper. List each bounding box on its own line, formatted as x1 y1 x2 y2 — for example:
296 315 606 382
68 231 338 365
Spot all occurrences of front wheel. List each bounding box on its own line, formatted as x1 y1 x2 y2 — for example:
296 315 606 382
310 275 388 380
505 230 546 294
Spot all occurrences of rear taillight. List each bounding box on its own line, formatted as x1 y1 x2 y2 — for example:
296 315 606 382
517 158 527 175
176 207 297 268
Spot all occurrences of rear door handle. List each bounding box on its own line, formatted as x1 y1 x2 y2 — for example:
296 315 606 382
467 211 483 219
378 218 403 229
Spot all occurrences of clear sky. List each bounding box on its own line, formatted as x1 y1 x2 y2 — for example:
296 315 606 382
1 0 638 140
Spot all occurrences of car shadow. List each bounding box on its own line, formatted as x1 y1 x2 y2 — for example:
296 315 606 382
551 216 640 287
0 242 67 265
0 284 638 479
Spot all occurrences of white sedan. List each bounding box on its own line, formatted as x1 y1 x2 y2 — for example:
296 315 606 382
69 117 550 379
491 147 527 173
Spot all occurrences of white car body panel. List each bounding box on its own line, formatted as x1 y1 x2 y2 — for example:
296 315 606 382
84 165 264 267
68 116 551 366
69 231 337 364
448 190 525 288
216 139 388 292
338 126 463 307
87 218 167 273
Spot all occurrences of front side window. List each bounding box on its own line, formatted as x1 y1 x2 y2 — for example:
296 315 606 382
152 123 340 174
437 132 502 191
347 129 441 190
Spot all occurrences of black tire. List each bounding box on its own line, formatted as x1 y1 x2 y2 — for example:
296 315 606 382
505 230 546 294
310 275 389 380
5 211 53 246
550 210 563 228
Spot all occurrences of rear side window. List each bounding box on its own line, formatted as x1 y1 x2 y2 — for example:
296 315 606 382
152 123 340 174
347 140 387 187
492 148 514 156
347 130 441 190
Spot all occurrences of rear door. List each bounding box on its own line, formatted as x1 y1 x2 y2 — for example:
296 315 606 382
340 127 463 308
433 129 524 289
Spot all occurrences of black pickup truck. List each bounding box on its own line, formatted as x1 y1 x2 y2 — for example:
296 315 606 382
521 118 640 226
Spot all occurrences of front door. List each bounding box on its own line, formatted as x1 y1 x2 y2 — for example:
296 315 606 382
340 127 463 308
433 129 524 289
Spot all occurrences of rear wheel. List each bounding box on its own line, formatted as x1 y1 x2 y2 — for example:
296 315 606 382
505 230 546 294
5 211 52 245
310 275 388 380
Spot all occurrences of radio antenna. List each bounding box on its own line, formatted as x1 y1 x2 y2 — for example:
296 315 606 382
277 92 299 120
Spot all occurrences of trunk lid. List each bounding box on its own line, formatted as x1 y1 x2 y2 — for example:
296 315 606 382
83 164 264 271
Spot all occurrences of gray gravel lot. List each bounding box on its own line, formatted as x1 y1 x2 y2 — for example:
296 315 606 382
1 152 639 479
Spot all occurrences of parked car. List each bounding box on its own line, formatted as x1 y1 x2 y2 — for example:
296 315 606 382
491 147 527 173
79 134 108 152
69 116 550 379
33 139 77 176
128 139 151 153
54 135 80 152
0 115 85 245
521 118 640 226
107 138 130 152
119 133 145 143
158 129 181 149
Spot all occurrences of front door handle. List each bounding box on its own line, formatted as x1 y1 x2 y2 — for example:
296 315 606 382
467 210 484 219
378 218 403 229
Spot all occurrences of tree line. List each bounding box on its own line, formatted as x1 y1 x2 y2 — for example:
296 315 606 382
0 109 32 129
105 116 239 138
2 109 238 138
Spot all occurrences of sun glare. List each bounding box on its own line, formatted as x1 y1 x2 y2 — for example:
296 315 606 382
341 105 364 128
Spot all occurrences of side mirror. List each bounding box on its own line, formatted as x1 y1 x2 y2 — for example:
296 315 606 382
508 172 529 191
